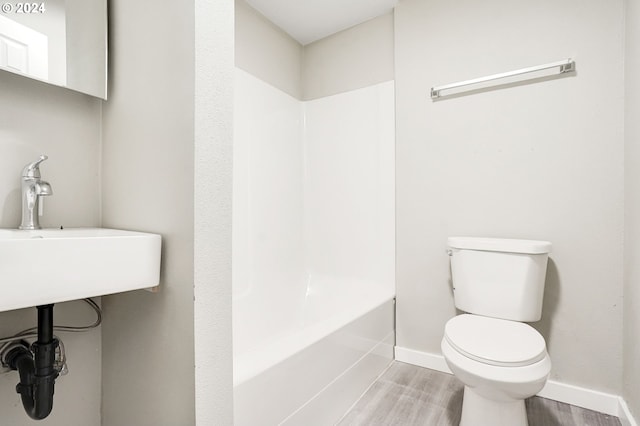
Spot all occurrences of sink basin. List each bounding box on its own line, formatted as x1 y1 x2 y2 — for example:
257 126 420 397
0 227 161 312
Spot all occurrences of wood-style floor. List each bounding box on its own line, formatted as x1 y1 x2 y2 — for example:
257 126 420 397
338 362 622 426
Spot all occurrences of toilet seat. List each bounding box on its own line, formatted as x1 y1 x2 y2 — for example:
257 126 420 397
444 314 547 367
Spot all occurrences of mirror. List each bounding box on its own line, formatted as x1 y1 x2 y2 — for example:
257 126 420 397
0 0 107 99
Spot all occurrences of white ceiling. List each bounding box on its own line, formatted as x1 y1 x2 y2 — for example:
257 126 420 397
246 0 399 45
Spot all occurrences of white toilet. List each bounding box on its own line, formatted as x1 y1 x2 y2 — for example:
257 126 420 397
441 237 552 426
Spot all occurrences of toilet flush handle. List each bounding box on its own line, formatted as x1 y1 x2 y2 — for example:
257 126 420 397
446 249 453 256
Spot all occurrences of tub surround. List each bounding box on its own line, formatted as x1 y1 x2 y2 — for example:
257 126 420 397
232 69 395 304
233 70 395 424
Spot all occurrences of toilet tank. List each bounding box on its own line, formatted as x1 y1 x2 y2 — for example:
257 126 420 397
448 237 552 322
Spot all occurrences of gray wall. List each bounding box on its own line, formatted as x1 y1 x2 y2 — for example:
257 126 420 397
302 12 394 100
236 1 394 101
625 0 640 419
100 0 196 424
0 71 102 424
395 0 624 394
235 0 302 99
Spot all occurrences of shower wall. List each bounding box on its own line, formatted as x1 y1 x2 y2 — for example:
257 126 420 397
233 67 395 303
232 68 305 308
303 82 395 287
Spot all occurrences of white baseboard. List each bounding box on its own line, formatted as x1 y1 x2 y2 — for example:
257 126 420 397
395 345 452 374
536 379 619 416
395 346 637 424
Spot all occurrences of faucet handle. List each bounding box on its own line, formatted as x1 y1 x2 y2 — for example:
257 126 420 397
22 155 48 178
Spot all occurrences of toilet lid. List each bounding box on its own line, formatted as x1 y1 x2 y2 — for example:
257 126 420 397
444 314 547 367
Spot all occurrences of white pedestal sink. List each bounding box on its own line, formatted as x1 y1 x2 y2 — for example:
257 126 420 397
0 227 161 312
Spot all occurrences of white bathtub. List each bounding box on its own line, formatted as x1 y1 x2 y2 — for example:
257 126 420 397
233 277 395 426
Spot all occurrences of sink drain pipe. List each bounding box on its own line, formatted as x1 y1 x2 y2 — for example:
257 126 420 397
5 304 59 420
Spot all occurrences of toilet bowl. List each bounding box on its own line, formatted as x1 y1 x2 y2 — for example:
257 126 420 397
441 314 551 426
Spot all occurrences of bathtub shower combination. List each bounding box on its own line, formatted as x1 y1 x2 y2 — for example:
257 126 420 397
233 69 396 425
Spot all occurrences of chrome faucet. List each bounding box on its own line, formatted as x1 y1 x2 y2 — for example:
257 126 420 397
19 155 52 230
